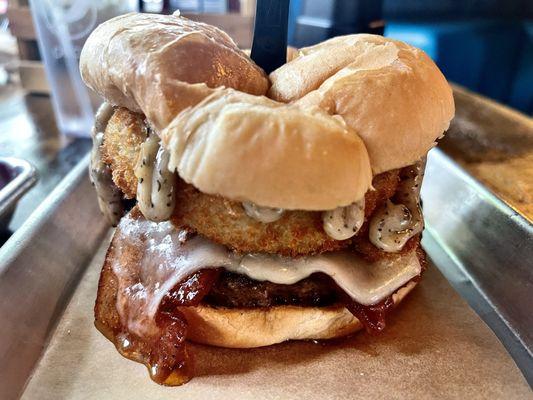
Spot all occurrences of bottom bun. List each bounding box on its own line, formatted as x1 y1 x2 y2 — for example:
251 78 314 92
180 281 417 348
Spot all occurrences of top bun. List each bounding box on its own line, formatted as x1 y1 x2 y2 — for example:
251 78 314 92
81 14 455 209
163 89 372 210
270 35 455 173
80 13 268 131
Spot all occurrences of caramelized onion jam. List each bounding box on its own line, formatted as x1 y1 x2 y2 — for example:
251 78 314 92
99 268 424 385
96 209 426 385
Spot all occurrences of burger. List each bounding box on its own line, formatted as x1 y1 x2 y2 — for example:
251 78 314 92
80 13 454 385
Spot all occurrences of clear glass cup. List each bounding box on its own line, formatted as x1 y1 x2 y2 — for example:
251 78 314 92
29 0 138 137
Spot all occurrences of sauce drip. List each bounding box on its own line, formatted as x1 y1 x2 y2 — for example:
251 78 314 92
322 198 365 240
109 270 412 385
113 269 219 385
368 160 425 252
242 201 284 223
344 295 394 334
135 132 177 222
93 102 114 134
89 103 124 226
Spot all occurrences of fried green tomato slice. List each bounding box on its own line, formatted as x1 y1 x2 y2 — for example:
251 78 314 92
101 107 399 256
101 107 147 199
170 172 398 256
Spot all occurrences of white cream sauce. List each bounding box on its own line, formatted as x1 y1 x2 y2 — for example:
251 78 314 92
89 103 124 226
242 202 284 223
93 102 114 134
134 132 177 222
322 198 365 240
112 212 421 338
369 160 425 252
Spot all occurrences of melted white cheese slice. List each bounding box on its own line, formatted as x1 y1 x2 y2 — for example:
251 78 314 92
112 212 421 338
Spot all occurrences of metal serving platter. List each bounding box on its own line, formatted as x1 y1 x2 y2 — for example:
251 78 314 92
0 157 37 230
0 147 531 398
421 149 532 383
0 155 108 400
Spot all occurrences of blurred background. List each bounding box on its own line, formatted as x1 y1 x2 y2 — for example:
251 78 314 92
292 0 533 115
0 0 531 244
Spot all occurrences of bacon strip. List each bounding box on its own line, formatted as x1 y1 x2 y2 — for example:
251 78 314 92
121 269 220 385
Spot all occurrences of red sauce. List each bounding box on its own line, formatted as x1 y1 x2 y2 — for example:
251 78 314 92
159 268 221 311
344 295 395 334
111 269 420 385
340 265 424 334
113 269 220 385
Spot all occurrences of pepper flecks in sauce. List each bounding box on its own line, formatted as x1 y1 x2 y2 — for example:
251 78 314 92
89 103 124 226
368 159 425 252
322 198 365 241
242 201 284 223
135 132 177 222
345 294 394 334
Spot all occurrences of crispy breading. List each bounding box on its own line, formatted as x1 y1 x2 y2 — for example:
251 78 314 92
170 171 399 256
101 108 400 256
101 107 147 199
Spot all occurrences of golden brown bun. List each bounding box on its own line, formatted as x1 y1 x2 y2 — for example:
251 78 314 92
180 281 417 348
82 15 454 207
270 35 455 173
163 89 372 210
80 13 268 131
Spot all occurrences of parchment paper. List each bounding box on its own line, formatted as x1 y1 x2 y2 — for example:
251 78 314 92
22 233 531 399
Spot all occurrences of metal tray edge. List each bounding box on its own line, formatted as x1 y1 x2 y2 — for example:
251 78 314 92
0 153 109 400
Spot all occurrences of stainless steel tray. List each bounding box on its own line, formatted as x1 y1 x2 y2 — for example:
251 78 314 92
0 154 108 400
0 148 531 399
421 148 532 382
0 157 37 230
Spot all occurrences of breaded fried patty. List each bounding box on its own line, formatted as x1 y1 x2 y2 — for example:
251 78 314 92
101 108 147 199
171 172 399 256
101 108 404 256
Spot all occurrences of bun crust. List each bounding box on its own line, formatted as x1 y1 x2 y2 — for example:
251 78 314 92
81 14 454 208
180 281 417 348
270 35 455 173
80 13 268 131
164 89 372 210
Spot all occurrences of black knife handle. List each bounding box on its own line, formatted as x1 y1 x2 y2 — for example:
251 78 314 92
250 0 290 74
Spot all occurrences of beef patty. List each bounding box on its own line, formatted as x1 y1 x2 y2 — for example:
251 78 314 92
204 237 424 308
